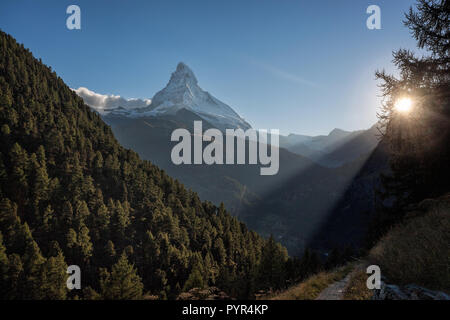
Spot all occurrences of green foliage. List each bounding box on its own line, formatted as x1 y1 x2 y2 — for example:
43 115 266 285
257 235 288 290
183 267 205 291
41 250 68 299
0 232 9 297
99 252 143 300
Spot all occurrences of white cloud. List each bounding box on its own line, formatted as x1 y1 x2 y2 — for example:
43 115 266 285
73 87 151 113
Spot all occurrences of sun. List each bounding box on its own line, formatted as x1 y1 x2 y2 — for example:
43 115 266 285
394 97 413 113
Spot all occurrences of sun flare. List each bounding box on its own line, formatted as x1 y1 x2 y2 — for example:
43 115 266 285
394 97 413 114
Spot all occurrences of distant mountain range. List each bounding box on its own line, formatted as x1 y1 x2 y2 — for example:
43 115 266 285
76 63 388 255
279 125 380 167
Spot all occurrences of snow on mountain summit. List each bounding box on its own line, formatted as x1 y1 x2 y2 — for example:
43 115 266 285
149 62 251 130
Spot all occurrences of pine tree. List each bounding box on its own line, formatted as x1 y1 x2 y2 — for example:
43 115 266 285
373 0 450 240
21 223 46 299
299 248 322 278
32 158 50 208
74 200 90 229
111 200 130 244
103 240 116 266
0 232 9 298
377 0 449 203
214 238 227 265
183 267 205 291
42 250 68 299
257 235 288 290
99 252 143 300
6 254 23 299
61 201 74 230
8 143 29 208
0 198 20 250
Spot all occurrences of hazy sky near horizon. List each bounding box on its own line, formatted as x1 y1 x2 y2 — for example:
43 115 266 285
0 0 419 135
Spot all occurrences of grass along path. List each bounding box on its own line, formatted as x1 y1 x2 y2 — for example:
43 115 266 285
315 272 353 300
268 263 355 300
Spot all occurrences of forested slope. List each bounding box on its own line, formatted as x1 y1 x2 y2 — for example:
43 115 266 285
0 30 289 299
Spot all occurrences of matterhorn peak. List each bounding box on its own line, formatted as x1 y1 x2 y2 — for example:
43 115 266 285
168 62 198 86
145 62 251 131
176 62 193 74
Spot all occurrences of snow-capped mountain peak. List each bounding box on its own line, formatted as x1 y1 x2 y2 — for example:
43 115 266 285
148 62 251 130
75 63 251 131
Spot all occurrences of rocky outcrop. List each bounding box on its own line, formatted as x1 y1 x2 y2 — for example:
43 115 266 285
372 281 450 300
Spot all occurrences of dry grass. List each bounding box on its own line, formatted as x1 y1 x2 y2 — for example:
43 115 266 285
369 203 450 292
342 265 373 300
269 264 354 300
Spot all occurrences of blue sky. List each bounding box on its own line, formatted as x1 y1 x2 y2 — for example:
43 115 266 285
0 0 419 135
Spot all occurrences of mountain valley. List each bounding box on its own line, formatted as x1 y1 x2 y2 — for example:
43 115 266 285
77 63 387 255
